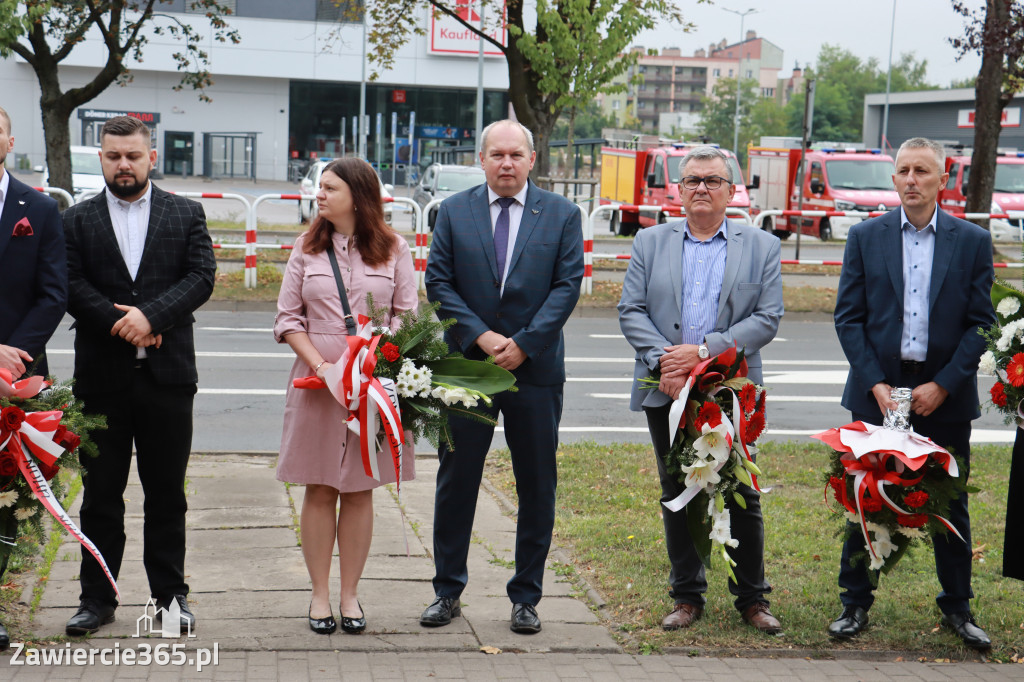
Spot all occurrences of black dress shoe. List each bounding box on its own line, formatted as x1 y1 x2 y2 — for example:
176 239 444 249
420 596 461 627
827 606 869 640
340 602 366 634
510 603 541 634
308 602 336 635
66 600 116 636
156 594 196 634
0 620 8 651
942 611 992 650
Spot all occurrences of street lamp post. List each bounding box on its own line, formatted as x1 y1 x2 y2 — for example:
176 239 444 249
881 0 897 153
722 7 757 155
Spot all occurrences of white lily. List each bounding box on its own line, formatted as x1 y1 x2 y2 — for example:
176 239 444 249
693 421 732 464
681 458 721 488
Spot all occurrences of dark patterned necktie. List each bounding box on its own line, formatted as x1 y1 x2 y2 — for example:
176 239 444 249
494 196 516 281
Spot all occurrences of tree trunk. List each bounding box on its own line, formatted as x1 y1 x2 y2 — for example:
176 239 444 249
965 0 1011 234
39 103 75 207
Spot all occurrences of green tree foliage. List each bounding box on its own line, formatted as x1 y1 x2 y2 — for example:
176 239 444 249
0 1 239 193
697 77 787 163
784 45 934 144
552 101 616 141
364 0 687 178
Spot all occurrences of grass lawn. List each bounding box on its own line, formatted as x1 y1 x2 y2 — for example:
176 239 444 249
485 440 1024 659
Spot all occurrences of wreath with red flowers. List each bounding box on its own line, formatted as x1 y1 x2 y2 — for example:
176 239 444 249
823 446 970 580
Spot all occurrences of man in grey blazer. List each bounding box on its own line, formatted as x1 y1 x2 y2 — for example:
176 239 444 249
619 146 784 633
423 120 583 634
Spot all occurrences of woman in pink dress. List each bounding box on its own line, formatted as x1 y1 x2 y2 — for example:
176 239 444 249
274 158 417 635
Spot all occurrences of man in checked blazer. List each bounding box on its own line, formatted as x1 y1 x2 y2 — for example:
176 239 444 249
422 120 583 634
0 105 67 383
62 116 215 636
618 146 784 634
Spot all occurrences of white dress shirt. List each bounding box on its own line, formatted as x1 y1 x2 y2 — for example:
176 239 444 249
0 168 9 219
486 183 529 295
105 183 153 358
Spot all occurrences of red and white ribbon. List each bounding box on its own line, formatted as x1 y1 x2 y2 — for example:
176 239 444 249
0 372 120 598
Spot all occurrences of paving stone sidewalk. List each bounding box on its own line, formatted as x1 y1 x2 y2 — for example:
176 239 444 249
1 453 1019 680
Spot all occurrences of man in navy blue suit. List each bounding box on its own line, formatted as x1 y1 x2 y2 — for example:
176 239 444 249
0 105 67 386
422 120 583 634
830 137 995 650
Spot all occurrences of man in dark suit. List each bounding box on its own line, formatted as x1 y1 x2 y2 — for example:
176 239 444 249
618 146 784 634
62 115 215 636
0 107 67 650
0 105 67 382
422 119 583 634
830 137 995 650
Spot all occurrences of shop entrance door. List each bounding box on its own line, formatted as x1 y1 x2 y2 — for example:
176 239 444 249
164 132 194 177
203 133 257 180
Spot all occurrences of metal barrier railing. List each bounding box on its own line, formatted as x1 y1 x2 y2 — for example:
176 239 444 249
31 186 75 207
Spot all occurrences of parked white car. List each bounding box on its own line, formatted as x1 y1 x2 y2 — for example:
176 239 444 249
412 164 486 230
41 145 107 201
297 159 393 225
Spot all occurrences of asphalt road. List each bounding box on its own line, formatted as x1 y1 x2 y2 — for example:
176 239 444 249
41 310 1014 454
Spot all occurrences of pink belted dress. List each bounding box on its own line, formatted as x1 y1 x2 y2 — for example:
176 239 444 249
274 230 418 492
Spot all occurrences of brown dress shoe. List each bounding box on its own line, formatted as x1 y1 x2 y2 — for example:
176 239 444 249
662 603 703 630
741 602 782 634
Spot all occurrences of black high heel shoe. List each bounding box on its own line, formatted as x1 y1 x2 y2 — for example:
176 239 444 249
340 601 366 634
308 602 336 635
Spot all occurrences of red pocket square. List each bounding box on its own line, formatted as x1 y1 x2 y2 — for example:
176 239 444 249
12 217 33 237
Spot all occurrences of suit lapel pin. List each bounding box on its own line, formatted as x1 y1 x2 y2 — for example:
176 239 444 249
18 200 25 205
531 209 539 215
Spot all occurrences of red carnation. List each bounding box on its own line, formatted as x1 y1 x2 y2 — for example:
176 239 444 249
738 383 757 414
380 342 400 363
1007 353 1024 387
744 412 766 443
904 491 929 509
0 452 18 477
828 476 844 500
696 401 722 430
60 431 81 452
862 496 883 513
897 513 928 528
0 406 25 433
52 425 68 444
991 382 1008 407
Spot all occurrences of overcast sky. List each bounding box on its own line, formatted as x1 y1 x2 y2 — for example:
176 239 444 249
636 0 984 88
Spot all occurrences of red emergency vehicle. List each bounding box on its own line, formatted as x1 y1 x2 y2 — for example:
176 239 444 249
941 149 1024 239
747 145 901 240
600 142 751 235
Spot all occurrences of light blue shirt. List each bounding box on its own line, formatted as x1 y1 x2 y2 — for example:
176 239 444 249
899 205 937 362
681 220 728 345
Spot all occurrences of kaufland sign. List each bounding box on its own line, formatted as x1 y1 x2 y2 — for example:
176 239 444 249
429 0 507 57
957 107 1021 128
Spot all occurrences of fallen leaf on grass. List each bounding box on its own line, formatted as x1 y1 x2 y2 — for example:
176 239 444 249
972 543 987 560
480 646 501 655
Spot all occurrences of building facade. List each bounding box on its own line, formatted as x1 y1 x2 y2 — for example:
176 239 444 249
3 0 510 181
863 89 1024 153
599 31 785 136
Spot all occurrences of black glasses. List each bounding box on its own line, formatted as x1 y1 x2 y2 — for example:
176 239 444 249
681 175 731 190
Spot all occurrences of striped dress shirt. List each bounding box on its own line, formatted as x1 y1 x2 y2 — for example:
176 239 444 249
681 220 728 345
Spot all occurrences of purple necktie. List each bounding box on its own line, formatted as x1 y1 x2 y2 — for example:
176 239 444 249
494 196 516 282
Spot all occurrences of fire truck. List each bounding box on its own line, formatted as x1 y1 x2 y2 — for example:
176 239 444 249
600 142 752 235
941 148 1024 241
747 142 901 240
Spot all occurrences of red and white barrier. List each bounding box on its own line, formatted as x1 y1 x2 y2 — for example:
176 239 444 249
583 204 752 294
32 186 75 206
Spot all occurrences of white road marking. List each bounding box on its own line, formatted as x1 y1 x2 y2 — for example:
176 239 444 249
589 334 789 342
199 327 274 333
587 393 842 402
198 388 286 395
762 370 848 384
